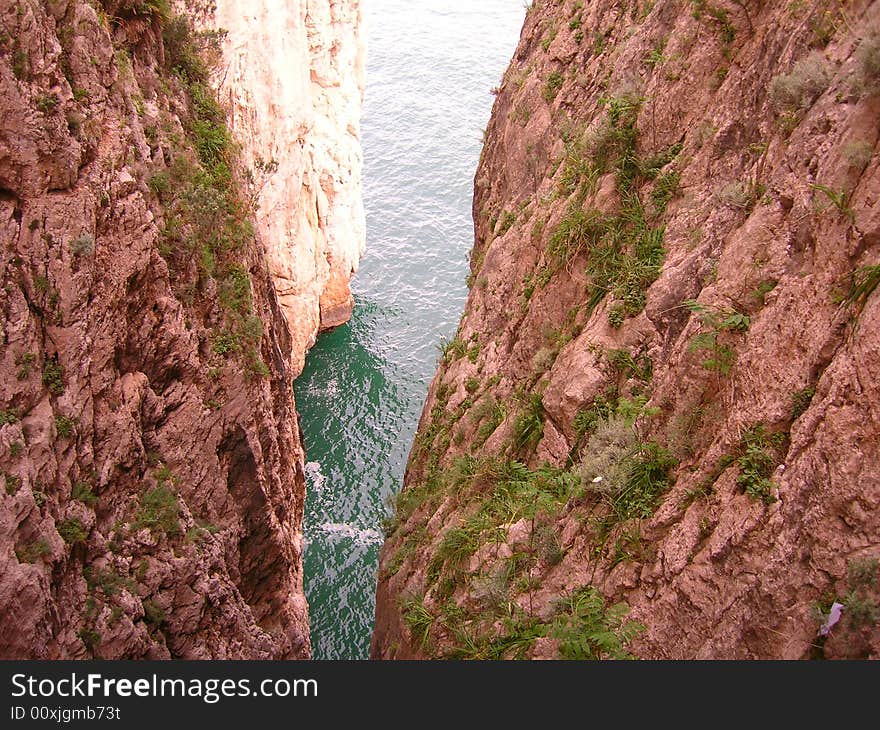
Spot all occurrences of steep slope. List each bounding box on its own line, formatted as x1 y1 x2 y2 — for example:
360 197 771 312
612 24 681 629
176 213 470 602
209 0 365 373
0 0 362 659
374 0 880 659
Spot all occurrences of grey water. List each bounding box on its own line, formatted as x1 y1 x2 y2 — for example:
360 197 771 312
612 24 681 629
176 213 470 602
294 0 526 660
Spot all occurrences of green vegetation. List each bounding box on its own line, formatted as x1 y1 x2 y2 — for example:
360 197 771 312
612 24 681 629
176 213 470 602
685 300 750 375
143 599 166 629
400 594 435 652
71 233 95 257
15 353 36 380
15 540 50 564
78 627 100 653
538 94 677 325
54 415 76 439
735 425 787 504
510 392 545 456
769 52 830 113
151 13 267 377
72 482 99 507
58 518 88 545
36 94 59 114
0 409 19 427
791 386 816 421
690 1 736 45
550 586 645 659
856 33 880 91
133 469 181 537
42 360 65 395
810 183 854 222
543 71 565 103
847 264 880 309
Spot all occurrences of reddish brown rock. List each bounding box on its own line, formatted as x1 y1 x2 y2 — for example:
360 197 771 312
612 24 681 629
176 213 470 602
0 1 309 659
374 0 880 660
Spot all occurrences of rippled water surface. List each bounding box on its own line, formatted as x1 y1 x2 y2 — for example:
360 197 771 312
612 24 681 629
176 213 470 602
294 0 526 660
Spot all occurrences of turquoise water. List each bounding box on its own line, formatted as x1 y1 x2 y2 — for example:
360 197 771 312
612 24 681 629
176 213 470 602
294 1 526 660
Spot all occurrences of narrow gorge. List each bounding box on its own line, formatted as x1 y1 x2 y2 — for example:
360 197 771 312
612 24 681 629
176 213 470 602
373 0 880 660
2 0 878 664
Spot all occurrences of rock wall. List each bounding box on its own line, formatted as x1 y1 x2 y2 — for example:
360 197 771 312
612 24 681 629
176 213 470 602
374 0 880 660
210 0 365 374
0 0 364 660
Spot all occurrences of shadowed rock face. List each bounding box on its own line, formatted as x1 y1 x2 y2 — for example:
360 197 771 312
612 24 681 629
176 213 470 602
373 0 880 660
0 0 360 660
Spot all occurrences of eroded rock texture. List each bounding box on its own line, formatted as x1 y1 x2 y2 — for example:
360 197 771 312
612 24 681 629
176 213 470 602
0 0 340 659
374 0 880 660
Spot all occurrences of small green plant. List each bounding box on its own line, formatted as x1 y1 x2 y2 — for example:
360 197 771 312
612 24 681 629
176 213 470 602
0 409 19 426
15 353 36 380
848 264 880 308
400 594 435 652
791 386 816 421
58 518 88 544
768 52 830 113
143 599 166 628
736 426 787 504
496 211 517 235
55 415 76 439
856 33 880 91
843 557 879 630
43 360 65 395
72 482 99 507
78 627 100 653
12 49 28 80
36 94 59 114
71 233 95 257
685 300 749 375
810 183 854 222
550 586 645 660
133 484 181 537
15 540 50 564
510 392 545 455
543 71 565 103
439 336 467 365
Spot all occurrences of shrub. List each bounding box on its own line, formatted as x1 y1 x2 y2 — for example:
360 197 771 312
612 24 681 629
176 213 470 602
143 599 166 628
36 95 59 114
511 393 545 455
133 485 181 537
71 233 95 257
15 353 36 380
58 518 88 544
768 52 830 113
15 540 50 564
848 264 880 308
546 207 607 269
72 482 99 507
856 33 880 90
78 627 100 652
0 409 19 426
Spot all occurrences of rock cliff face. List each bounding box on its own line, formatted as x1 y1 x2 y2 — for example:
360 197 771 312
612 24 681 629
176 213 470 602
0 0 363 659
374 0 880 659
210 0 365 374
